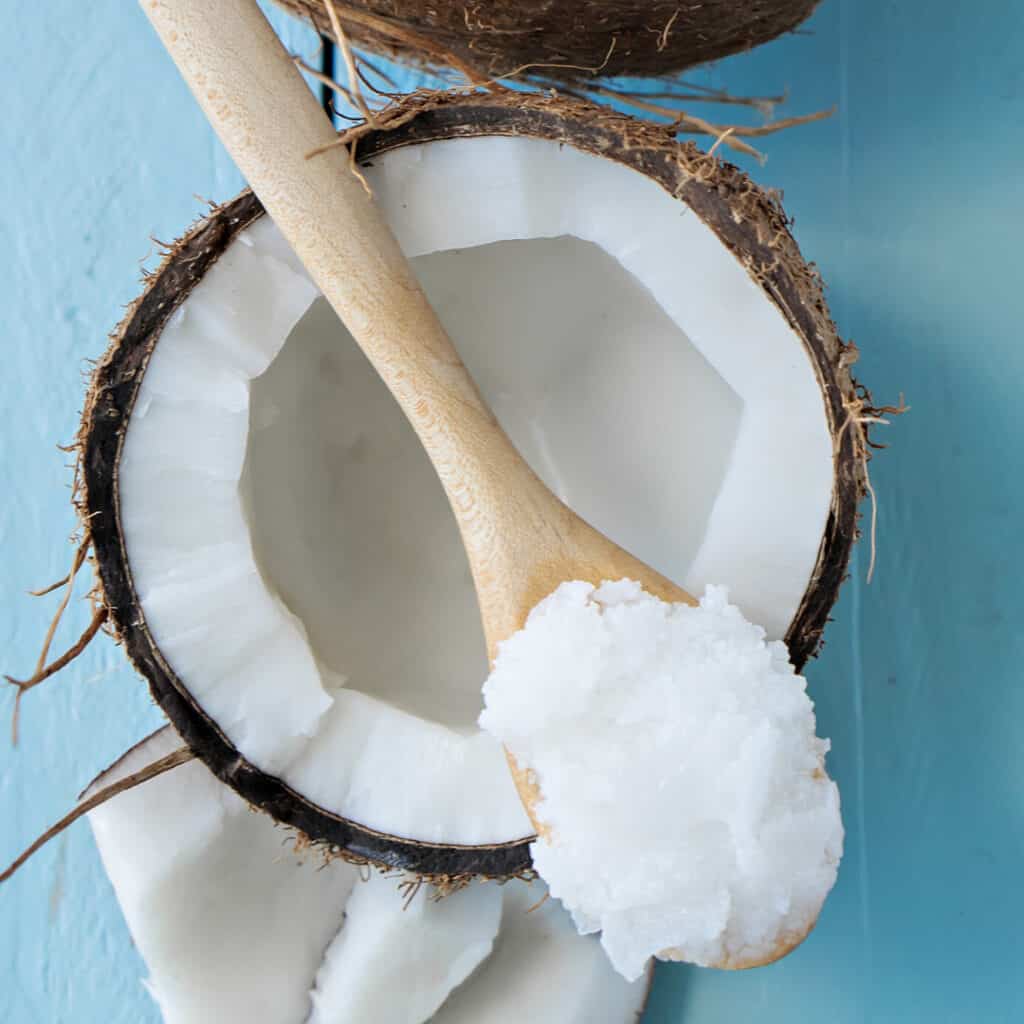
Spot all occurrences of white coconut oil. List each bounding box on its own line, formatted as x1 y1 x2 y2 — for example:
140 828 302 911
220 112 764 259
479 580 843 980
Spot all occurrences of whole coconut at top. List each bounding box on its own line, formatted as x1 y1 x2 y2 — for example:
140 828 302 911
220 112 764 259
274 0 820 81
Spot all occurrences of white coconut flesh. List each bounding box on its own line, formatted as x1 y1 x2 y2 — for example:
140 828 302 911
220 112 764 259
117 134 833 847
86 728 648 1024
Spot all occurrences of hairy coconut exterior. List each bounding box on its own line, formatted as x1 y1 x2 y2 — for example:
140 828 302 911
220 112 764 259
276 0 819 81
80 91 864 881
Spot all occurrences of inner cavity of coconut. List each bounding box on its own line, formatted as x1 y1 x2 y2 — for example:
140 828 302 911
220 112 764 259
117 135 832 846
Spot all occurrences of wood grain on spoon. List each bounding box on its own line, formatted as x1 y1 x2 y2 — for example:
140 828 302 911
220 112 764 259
140 0 696 834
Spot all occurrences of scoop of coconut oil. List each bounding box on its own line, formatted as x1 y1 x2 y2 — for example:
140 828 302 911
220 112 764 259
479 580 843 981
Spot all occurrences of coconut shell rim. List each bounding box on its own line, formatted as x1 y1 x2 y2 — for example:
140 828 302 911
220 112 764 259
80 90 864 881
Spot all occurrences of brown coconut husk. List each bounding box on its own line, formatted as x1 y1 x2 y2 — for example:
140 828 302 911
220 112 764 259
275 0 821 82
54 90 874 882
284 0 835 166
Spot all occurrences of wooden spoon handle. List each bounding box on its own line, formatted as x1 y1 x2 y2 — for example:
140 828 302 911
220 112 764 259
141 0 694 658
140 0 508 460
140 6 542 564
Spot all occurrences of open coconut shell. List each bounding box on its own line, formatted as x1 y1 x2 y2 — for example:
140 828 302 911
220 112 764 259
79 91 867 883
274 0 821 81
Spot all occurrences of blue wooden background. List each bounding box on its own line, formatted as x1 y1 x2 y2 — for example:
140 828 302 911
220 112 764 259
2 1 1022 1021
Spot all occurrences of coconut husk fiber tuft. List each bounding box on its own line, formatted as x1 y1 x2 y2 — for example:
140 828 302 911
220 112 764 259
275 0 821 82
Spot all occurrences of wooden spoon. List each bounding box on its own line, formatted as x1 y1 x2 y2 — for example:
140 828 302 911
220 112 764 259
140 0 696 833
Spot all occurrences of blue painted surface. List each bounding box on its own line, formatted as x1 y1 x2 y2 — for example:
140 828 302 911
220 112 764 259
1 1 1022 1021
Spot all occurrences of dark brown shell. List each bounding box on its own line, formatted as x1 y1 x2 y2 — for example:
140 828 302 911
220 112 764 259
275 0 820 81
80 91 864 881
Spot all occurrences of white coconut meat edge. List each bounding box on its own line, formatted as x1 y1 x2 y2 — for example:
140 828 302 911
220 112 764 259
118 134 832 845
85 727 648 1024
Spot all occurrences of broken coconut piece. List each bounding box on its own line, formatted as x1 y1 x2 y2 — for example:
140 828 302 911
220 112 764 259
85 728 357 1024
307 867 502 1024
80 92 865 880
480 580 843 979
86 727 649 1023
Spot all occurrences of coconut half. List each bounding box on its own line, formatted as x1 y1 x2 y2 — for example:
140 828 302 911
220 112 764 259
85 727 649 1023
80 92 863 880
274 0 821 82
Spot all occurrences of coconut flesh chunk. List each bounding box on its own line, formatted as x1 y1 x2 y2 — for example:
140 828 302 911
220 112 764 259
480 581 843 979
306 864 503 1024
85 728 648 1024
85 728 356 1024
112 130 835 860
